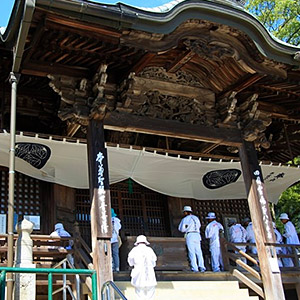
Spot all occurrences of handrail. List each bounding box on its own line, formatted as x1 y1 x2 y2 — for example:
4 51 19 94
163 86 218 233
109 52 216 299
101 280 128 300
53 256 80 300
0 266 98 300
220 237 264 299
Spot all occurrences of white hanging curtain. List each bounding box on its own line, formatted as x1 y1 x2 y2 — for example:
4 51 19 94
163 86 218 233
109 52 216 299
0 132 298 204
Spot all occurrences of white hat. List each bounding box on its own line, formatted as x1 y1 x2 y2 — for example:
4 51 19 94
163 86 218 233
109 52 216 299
206 212 216 219
279 213 289 220
134 235 150 246
183 206 192 212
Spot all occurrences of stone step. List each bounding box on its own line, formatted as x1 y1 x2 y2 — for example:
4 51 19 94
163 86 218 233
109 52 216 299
114 281 259 300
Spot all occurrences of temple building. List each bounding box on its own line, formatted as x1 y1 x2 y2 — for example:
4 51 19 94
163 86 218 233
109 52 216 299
0 0 300 299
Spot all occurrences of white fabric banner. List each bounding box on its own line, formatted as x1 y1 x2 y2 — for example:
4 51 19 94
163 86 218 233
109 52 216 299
0 132 298 203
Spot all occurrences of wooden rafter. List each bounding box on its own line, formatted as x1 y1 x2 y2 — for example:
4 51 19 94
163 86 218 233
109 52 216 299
166 50 195 73
217 73 265 98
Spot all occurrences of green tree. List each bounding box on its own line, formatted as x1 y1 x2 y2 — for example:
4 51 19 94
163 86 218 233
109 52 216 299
246 0 300 46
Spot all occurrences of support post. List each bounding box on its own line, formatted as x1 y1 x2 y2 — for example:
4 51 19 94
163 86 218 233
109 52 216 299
7 72 20 300
239 141 285 300
87 119 113 298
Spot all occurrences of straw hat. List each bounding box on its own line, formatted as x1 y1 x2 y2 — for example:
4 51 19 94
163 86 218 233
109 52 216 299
134 235 150 246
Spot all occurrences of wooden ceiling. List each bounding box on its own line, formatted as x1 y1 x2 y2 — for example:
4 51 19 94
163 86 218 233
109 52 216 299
1 1 300 164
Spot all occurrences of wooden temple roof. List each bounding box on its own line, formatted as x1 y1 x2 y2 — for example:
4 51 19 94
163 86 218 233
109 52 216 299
1 0 300 164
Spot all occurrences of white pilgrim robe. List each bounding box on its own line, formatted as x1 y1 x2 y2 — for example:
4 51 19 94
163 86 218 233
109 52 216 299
128 244 157 300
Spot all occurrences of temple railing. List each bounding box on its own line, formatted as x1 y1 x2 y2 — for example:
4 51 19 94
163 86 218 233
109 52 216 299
220 237 300 299
0 234 73 265
220 237 264 299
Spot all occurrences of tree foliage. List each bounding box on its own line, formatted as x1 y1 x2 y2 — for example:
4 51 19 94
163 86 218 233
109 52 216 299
246 0 300 46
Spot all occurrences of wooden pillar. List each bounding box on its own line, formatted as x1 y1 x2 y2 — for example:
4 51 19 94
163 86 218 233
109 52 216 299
87 119 112 297
239 141 285 300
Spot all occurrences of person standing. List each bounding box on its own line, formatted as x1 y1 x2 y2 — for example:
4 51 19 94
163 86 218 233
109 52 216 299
127 235 157 300
242 217 257 255
205 212 224 272
178 206 206 272
272 222 283 267
111 208 122 272
279 213 300 267
228 219 248 263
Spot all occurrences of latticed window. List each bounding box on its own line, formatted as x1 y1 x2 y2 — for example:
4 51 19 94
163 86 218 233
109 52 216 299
0 167 41 231
75 180 171 245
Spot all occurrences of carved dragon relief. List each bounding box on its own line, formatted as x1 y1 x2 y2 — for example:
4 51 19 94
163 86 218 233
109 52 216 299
48 64 110 131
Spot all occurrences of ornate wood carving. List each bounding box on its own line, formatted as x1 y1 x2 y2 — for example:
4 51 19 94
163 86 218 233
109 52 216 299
237 94 273 149
139 67 204 88
183 39 239 61
48 64 113 132
118 68 216 126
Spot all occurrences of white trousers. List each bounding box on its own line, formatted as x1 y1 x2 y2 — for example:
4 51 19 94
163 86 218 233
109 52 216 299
186 232 206 272
210 246 223 272
135 286 155 300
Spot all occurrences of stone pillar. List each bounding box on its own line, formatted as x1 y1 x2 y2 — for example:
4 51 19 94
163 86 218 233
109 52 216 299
14 218 36 300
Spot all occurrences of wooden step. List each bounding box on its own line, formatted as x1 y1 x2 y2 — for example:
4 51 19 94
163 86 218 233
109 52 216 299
114 281 259 300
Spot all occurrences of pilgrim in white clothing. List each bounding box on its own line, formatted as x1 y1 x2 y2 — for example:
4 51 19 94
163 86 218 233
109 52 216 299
111 208 122 271
280 213 300 267
178 206 206 272
245 220 257 255
205 212 224 272
229 221 248 264
128 235 157 300
273 222 283 267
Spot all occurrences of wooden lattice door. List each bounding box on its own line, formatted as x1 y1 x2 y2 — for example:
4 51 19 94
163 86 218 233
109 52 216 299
75 180 171 246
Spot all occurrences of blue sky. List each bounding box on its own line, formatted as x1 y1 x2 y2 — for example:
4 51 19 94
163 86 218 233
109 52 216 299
0 0 172 28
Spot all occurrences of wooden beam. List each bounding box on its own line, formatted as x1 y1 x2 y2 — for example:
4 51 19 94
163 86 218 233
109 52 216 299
67 123 81 137
22 62 90 78
23 20 46 65
45 15 121 40
127 76 215 102
239 141 285 300
167 50 195 73
258 101 300 121
200 143 220 154
232 269 264 298
104 112 242 146
130 52 156 74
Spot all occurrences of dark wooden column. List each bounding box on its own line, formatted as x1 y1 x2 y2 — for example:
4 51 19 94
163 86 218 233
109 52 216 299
87 119 112 295
239 141 285 300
